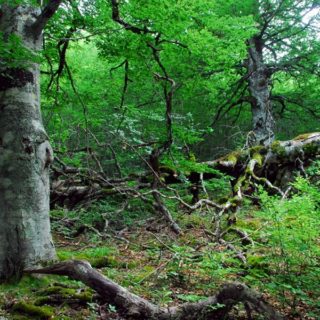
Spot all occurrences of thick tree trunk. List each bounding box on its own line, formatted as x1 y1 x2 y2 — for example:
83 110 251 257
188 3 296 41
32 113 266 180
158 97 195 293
247 36 275 146
0 4 56 281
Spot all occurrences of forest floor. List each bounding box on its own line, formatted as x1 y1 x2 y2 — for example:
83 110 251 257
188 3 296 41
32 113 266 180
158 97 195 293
0 195 319 320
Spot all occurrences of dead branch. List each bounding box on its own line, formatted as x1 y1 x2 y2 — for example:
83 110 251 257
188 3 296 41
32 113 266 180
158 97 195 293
25 260 283 320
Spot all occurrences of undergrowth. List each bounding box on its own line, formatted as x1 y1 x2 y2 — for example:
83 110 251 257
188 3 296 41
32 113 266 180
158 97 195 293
0 172 319 319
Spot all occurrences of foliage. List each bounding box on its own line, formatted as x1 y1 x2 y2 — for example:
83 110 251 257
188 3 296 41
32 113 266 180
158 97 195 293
247 178 320 316
1 0 320 318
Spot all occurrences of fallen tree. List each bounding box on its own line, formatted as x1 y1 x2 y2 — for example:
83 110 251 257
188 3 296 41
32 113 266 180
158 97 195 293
51 133 320 207
26 260 283 320
208 132 320 195
50 133 320 235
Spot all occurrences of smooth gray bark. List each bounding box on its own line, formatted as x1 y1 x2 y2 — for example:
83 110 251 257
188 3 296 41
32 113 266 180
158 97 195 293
247 36 275 146
0 4 56 281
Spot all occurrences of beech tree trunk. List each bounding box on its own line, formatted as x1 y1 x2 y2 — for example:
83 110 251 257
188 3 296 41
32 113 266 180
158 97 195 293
247 36 275 146
0 4 56 281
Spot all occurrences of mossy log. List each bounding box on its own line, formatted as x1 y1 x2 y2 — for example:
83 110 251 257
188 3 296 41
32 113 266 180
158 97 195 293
12 301 54 319
50 133 320 208
206 132 320 193
26 260 283 320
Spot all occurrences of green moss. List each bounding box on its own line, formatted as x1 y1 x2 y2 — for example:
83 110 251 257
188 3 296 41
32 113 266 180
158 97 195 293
252 153 263 166
38 286 76 295
218 150 242 166
226 151 241 165
249 145 267 155
0 276 51 296
12 301 53 319
90 256 118 268
248 144 266 167
159 165 178 177
271 141 286 158
233 175 246 192
35 286 93 306
236 218 261 229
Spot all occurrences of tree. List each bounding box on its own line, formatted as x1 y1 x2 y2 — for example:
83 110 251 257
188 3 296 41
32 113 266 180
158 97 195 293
0 0 62 282
212 0 320 146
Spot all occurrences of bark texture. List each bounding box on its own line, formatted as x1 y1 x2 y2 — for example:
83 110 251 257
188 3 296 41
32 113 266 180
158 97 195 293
247 36 275 146
0 4 56 281
26 260 283 320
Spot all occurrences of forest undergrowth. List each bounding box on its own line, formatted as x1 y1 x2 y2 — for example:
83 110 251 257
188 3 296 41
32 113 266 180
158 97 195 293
0 163 319 320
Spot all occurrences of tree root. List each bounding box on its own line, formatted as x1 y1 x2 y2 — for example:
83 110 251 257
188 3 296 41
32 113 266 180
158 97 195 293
25 260 283 320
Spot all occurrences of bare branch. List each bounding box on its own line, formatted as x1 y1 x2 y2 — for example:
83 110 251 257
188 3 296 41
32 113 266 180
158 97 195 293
25 260 283 320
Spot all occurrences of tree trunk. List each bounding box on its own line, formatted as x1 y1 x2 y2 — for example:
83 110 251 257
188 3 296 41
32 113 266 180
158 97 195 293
247 36 275 146
0 4 56 281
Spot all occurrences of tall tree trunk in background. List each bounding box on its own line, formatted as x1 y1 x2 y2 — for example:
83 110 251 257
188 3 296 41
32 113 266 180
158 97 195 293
247 36 275 146
0 4 56 281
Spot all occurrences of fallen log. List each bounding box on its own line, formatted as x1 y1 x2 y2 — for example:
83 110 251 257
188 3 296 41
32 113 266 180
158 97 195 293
207 132 320 191
51 133 320 207
26 260 283 320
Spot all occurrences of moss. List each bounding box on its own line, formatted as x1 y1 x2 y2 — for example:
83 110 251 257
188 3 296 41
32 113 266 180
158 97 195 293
233 175 246 192
12 301 53 319
34 292 92 306
35 286 93 306
259 177 268 184
38 286 92 298
159 165 177 176
38 286 76 295
226 151 241 165
90 256 118 268
249 145 267 155
236 218 257 228
252 152 263 166
271 140 286 158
